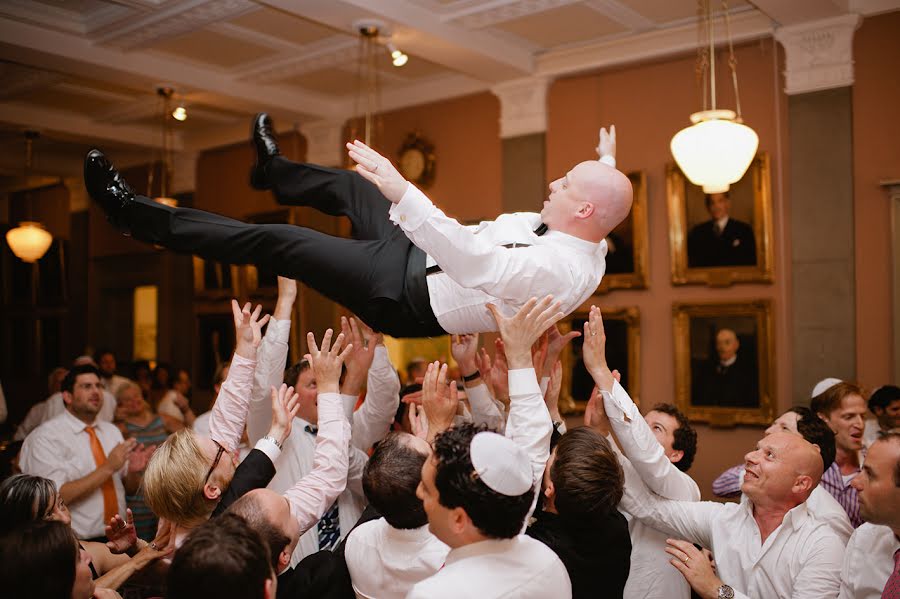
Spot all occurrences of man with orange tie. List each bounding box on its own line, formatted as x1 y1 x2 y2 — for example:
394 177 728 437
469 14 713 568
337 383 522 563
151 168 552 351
20 364 153 541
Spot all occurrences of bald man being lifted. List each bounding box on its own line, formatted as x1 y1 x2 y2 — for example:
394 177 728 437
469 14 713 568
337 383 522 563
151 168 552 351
83 115 633 338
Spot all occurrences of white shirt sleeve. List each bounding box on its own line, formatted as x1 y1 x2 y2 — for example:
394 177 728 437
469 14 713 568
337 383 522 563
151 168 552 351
19 432 70 491
247 317 292 445
349 345 400 451
602 380 700 501
467 382 504 432
389 185 580 302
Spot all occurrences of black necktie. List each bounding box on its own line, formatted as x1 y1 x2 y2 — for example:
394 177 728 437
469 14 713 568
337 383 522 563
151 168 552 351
534 223 548 236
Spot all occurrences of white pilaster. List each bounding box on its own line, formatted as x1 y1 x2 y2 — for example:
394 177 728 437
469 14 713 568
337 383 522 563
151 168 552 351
490 76 551 139
774 14 862 95
300 120 345 167
882 179 900 383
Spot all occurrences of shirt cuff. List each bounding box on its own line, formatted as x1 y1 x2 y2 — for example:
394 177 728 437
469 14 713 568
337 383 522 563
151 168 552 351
317 392 344 423
602 379 636 423
388 184 434 231
599 155 616 168
254 437 282 464
508 368 542 396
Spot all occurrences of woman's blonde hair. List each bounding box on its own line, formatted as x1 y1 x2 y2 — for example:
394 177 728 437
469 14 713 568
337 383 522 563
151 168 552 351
142 429 215 525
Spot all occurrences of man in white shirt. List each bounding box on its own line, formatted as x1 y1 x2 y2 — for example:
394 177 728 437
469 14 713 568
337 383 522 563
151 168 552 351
343 431 448 599
95 349 133 398
84 118 632 338
19 364 150 540
863 385 900 449
246 279 400 565
839 431 900 598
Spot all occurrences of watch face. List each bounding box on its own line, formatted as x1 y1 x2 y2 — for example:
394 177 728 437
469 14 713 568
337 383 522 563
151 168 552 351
718 585 735 599
400 149 426 181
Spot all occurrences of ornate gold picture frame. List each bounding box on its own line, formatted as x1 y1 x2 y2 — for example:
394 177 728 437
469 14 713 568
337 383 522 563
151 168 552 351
597 171 649 293
667 153 774 286
672 300 775 426
559 306 640 414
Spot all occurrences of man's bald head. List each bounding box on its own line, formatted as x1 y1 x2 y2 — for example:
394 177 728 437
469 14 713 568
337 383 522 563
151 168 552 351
742 432 824 509
542 160 633 242
715 328 740 362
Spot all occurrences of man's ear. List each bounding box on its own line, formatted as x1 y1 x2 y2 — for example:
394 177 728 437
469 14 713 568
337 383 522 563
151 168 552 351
277 546 291 574
62 391 73 407
792 474 813 496
544 480 555 500
264 574 277 599
450 506 469 535
576 202 595 219
203 482 222 501
670 449 685 464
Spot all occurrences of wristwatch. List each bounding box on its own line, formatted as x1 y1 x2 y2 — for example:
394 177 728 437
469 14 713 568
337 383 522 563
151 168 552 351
717 584 735 599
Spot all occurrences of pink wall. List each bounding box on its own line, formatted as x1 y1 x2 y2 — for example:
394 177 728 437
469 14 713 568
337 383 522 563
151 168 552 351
853 11 900 388
547 39 791 499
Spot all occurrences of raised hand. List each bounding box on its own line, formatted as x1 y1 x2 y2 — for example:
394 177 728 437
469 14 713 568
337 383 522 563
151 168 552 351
490 339 510 405
487 295 566 370
274 277 298 320
531 331 549 381
584 386 611 436
545 360 563 421
346 140 409 204
596 125 617 160
421 361 459 443
105 509 137 554
582 305 615 391
307 329 353 395
544 324 581 374
451 334 479 377
408 403 429 441
232 300 271 359
665 539 724 599
106 438 137 472
340 316 378 395
126 443 155 474
268 383 302 446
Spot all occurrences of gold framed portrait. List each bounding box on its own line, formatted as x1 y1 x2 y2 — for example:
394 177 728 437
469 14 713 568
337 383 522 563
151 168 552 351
559 306 640 414
672 300 775 426
597 171 649 293
667 153 774 286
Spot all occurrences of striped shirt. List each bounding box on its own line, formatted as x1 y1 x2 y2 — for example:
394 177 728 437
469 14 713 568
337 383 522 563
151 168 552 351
819 462 863 528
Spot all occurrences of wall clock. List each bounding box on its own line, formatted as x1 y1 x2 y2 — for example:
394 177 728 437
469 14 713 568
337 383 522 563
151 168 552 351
398 133 436 188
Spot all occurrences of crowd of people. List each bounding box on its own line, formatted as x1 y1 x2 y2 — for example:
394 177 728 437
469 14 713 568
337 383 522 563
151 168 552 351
0 116 898 598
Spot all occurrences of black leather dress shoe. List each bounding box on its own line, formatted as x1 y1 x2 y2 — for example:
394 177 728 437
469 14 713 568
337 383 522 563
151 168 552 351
83 149 136 233
249 112 280 190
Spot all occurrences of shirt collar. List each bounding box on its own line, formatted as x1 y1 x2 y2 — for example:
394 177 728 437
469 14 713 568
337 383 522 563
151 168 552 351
720 355 738 367
60 408 96 433
445 537 516 567
384 524 437 543
743 497 810 532
541 229 607 256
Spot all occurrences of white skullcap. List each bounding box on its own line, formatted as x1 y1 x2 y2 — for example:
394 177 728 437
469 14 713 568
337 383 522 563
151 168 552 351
812 377 842 398
470 432 533 496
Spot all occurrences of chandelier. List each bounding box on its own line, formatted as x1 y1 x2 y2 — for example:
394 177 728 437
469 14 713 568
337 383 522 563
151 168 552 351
5 131 53 263
149 86 179 207
670 0 758 193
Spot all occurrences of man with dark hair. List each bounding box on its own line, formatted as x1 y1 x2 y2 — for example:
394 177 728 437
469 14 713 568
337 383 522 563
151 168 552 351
841 432 900 597
711 406 852 543
19 364 152 540
95 349 132 398
581 305 700 599
687 191 756 267
168 513 277 599
864 384 900 449
811 381 868 527
343 431 448 599
528 427 631 598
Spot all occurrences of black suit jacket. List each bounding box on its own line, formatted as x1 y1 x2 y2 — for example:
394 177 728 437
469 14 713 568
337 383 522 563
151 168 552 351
687 217 756 267
212 448 276 518
527 510 631 599
693 356 758 408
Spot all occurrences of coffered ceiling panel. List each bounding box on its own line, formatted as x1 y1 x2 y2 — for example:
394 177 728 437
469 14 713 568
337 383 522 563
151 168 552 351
227 6 345 46
150 28 278 69
494 3 628 49
280 67 360 97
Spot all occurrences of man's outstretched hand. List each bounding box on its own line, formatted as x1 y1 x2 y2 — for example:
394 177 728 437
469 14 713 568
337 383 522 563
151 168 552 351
346 140 409 204
596 125 616 162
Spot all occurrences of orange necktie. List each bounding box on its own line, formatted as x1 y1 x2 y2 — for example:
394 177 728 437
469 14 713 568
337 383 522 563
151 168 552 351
85 426 118 523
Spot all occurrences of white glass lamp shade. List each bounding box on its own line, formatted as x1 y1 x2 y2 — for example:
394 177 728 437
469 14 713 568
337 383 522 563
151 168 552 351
671 110 759 193
6 221 53 262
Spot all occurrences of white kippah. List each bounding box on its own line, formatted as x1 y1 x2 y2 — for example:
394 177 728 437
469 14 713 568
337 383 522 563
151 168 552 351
470 431 533 497
812 377 842 398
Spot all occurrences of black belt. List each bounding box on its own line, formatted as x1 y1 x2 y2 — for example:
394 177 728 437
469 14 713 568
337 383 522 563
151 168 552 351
425 242 532 276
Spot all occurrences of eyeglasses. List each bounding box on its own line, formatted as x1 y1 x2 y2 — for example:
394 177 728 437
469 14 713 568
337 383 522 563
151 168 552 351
204 441 226 485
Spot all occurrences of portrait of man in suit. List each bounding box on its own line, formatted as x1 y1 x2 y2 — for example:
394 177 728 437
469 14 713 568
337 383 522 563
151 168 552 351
691 323 760 409
686 191 757 268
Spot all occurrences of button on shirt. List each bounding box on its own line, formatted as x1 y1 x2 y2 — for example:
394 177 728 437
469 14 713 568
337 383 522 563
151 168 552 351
620 461 845 599
839 523 900 599
344 518 448 599
389 184 607 334
19 410 127 538
406 536 572 599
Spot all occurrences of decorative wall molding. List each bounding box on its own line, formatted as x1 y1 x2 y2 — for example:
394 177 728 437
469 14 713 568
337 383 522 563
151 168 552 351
239 38 358 84
774 14 862 95
491 76 550 138
882 178 900 383
300 120 346 167
451 0 578 29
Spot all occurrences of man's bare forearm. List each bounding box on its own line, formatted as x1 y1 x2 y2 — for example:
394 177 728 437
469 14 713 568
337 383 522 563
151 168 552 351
59 465 115 505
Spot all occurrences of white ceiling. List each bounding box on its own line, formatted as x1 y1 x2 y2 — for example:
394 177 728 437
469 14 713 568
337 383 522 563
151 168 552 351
0 0 894 183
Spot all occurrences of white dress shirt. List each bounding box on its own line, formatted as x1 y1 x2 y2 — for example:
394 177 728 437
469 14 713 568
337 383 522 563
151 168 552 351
839 522 900 598
19 410 127 538
862 418 883 450
101 374 133 398
389 184 607 334
601 380 700 599
157 391 185 422
620 461 845 599
16 390 117 440
344 519 449 599
406 536 571 599
245 317 379 566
